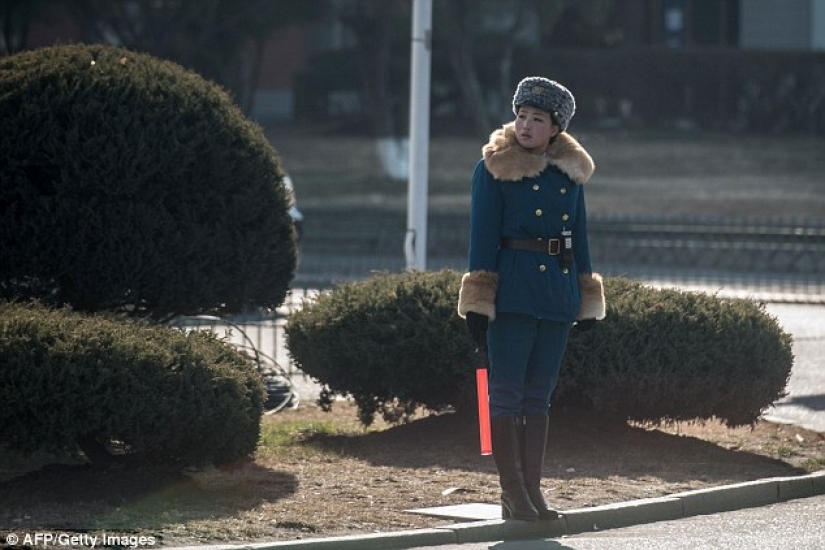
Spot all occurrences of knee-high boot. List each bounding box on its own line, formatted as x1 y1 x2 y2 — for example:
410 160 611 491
520 414 560 520
490 416 538 521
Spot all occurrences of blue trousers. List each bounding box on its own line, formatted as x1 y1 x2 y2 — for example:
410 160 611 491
487 312 571 417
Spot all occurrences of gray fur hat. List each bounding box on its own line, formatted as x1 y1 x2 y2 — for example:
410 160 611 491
512 76 576 131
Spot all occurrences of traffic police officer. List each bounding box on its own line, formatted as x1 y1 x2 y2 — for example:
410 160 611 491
458 76 605 521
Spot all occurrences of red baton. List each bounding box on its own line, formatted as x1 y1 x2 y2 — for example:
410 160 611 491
475 349 492 456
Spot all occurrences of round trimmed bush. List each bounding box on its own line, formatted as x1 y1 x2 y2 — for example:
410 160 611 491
286 271 793 427
285 270 472 425
0 44 296 319
561 277 794 426
0 302 266 466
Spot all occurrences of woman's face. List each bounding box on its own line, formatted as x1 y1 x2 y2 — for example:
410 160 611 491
514 105 560 153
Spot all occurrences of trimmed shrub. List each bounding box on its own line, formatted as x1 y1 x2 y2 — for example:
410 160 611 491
286 271 793 427
285 271 472 425
0 44 295 319
561 277 794 426
0 302 266 466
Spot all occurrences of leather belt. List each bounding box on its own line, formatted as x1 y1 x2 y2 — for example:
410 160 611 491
500 238 561 255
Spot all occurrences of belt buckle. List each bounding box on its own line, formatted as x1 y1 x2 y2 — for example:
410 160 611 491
548 239 560 255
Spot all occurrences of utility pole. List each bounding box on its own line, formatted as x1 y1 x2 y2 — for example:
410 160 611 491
404 0 432 271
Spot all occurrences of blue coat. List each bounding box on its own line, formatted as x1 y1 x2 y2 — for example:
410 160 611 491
459 123 603 323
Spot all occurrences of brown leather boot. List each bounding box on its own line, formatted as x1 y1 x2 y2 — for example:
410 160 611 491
490 416 539 521
521 414 560 520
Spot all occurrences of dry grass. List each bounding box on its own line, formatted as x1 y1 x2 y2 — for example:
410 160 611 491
2 401 823 547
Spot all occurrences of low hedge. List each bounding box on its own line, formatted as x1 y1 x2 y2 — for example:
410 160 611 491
285 271 470 425
285 271 793 427
0 302 266 466
561 277 794 426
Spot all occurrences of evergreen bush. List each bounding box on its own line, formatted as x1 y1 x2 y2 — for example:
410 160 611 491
0 302 266 466
286 271 793 427
0 44 295 319
285 271 472 425
562 277 794 426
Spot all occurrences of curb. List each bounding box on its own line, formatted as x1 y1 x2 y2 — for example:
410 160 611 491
170 471 825 550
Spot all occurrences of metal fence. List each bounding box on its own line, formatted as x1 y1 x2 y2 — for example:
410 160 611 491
294 208 825 301
173 210 824 408
169 288 323 412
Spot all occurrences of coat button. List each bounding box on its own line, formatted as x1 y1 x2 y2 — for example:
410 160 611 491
560 187 567 194
561 213 569 221
562 267 569 274
535 209 543 216
539 264 547 272
532 184 540 191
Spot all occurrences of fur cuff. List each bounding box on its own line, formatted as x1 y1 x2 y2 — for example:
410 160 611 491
578 273 606 321
457 270 499 321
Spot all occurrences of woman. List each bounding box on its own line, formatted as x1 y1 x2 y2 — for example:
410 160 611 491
458 76 605 521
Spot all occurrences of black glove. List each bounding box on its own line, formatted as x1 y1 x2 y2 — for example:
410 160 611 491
575 319 597 331
465 311 489 349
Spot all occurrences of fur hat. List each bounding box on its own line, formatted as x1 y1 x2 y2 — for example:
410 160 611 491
512 76 576 131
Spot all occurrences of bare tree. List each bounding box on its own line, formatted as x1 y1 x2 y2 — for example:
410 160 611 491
68 0 318 113
335 0 409 138
0 0 51 54
433 0 615 136
436 0 493 137
434 0 546 137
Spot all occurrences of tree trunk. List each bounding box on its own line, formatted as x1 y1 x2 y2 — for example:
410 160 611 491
437 1 493 137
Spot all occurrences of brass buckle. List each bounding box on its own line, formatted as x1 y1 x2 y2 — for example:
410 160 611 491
547 239 561 255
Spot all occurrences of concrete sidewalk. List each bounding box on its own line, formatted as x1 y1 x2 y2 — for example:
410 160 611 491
405 494 825 550
761 303 825 434
169 472 825 550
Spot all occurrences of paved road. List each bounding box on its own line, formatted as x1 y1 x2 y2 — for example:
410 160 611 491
403 495 825 550
762 303 825 433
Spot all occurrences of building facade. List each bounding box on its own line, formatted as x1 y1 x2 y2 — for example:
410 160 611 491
740 0 825 51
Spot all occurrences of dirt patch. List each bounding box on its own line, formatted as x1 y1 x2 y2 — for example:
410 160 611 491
1 401 822 547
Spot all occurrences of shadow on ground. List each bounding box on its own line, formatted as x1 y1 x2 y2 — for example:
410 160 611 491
306 411 809 485
779 394 825 412
0 459 298 530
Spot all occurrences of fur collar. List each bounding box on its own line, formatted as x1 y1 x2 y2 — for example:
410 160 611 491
482 122 595 183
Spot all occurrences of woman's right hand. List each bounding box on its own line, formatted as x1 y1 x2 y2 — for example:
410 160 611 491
465 311 489 349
